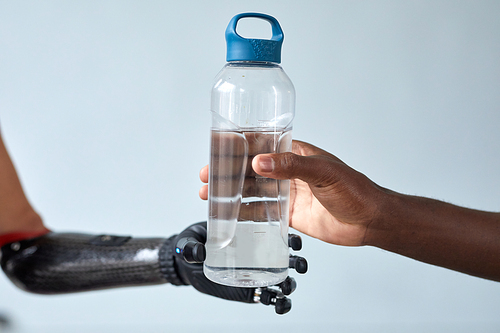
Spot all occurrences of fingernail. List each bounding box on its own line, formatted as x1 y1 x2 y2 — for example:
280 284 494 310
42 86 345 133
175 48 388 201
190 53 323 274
258 156 274 172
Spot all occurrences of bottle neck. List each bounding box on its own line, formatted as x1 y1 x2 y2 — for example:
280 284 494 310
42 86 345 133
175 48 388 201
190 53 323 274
226 61 281 69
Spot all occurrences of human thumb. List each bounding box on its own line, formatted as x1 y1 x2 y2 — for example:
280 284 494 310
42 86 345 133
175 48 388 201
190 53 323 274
252 152 336 187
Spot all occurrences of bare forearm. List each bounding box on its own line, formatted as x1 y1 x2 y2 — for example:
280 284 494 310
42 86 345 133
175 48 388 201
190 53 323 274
0 131 47 234
366 191 500 281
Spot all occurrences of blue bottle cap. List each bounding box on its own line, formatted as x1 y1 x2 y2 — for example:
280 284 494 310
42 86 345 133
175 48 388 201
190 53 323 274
225 13 284 64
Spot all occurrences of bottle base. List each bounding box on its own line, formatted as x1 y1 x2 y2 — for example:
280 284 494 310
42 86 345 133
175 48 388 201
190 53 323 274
204 266 288 287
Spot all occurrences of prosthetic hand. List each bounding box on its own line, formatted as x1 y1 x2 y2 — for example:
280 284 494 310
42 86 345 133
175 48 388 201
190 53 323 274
0 222 307 314
171 222 307 314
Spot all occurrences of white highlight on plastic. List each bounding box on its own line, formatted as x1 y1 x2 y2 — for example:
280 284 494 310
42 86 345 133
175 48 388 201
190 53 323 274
134 249 157 262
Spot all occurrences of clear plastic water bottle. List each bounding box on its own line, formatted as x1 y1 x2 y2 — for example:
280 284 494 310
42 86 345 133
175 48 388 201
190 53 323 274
204 13 295 287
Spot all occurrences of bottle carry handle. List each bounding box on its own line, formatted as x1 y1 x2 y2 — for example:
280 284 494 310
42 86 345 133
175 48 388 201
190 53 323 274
226 13 284 42
225 13 284 63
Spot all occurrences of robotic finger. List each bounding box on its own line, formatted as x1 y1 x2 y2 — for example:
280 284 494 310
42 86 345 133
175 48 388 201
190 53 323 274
254 287 292 315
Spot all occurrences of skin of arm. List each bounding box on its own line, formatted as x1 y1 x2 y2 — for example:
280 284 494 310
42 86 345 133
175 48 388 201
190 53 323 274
0 129 48 236
200 140 500 282
366 192 500 282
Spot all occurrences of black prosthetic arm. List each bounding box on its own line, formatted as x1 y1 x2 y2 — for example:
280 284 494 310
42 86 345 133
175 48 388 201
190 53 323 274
0 232 183 294
1 222 307 314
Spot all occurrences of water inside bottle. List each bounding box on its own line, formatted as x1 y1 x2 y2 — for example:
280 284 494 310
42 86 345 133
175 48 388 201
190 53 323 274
204 129 291 287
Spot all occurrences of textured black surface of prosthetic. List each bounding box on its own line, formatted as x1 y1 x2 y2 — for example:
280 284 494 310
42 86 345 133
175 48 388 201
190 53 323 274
182 266 255 303
0 232 178 294
0 223 274 306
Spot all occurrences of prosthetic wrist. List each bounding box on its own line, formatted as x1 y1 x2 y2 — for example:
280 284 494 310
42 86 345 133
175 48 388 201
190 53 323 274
0 232 185 294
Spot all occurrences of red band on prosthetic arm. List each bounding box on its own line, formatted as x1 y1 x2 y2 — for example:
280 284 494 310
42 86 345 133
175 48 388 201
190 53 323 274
0 229 51 248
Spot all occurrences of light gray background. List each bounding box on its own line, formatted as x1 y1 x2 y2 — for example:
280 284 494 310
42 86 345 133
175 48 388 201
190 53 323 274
1 1 499 332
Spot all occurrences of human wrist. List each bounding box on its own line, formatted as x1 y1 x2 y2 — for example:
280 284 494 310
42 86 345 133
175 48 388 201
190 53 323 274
362 187 406 248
